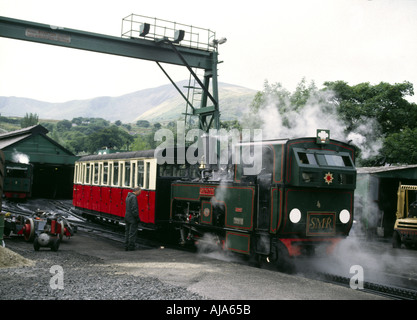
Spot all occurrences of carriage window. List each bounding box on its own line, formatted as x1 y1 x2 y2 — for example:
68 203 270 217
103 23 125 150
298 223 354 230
93 163 99 185
113 162 119 186
137 160 144 187
124 161 131 187
145 162 150 189
85 163 91 184
73 164 78 183
102 162 109 185
131 162 137 187
80 164 85 184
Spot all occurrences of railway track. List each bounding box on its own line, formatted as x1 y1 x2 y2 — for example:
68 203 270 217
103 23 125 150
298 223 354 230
316 272 417 300
3 199 417 300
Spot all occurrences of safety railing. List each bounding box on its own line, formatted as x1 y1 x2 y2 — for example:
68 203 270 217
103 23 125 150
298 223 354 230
121 14 216 51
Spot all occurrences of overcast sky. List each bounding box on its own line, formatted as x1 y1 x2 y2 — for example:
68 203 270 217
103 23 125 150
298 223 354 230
0 0 416 110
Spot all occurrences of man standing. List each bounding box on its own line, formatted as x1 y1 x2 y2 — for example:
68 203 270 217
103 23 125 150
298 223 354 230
124 186 141 251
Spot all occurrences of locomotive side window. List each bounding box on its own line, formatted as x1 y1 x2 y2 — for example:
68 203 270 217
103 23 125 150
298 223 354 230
316 154 353 167
324 154 344 167
6 167 28 178
190 164 199 179
298 152 317 165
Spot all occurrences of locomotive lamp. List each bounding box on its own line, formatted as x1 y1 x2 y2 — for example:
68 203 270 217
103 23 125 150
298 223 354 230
339 209 351 224
289 208 302 224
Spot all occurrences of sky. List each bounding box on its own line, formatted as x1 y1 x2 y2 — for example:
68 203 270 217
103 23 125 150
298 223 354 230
0 0 416 111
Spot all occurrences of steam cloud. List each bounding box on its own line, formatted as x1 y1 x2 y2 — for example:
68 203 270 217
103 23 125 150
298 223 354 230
250 89 383 162
11 149 30 164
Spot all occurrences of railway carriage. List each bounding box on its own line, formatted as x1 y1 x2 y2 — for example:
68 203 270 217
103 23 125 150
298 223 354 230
72 131 356 264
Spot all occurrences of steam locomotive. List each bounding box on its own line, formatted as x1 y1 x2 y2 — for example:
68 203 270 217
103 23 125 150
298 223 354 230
72 129 356 265
3 161 33 199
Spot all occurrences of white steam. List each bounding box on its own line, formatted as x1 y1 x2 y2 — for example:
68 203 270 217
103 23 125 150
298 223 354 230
347 122 383 159
254 90 382 162
259 92 345 141
12 149 30 164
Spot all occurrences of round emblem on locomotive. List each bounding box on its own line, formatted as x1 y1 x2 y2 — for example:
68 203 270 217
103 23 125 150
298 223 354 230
324 172 334 185
203 207 210 217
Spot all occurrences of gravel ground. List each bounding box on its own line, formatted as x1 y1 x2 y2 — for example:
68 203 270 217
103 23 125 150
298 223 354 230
0 243 205 300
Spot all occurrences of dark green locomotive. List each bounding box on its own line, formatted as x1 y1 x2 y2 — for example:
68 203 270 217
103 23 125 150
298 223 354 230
3 161 33 199
170 130 356 264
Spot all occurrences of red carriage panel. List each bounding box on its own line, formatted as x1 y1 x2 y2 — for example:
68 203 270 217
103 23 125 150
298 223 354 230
101 186 111 214
110 187 123 217
91 186 101 212
138 190 156 224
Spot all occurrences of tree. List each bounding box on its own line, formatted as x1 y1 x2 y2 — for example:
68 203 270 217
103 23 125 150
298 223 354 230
248 78 417 165
383 128 417 164
136 120 150 127
324 80 417 165
323 81 417 136
56 119 72 131
85 126 134 153
20 113 39 128
131 134 152 151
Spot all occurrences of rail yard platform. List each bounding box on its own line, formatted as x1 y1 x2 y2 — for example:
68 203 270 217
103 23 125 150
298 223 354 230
1 229 392 301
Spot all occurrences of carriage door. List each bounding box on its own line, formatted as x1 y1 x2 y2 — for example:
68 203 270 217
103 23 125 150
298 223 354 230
141 159 156 224
256 146 273 255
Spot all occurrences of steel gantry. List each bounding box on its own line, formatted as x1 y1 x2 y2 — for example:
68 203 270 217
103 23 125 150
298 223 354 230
0 14 224 132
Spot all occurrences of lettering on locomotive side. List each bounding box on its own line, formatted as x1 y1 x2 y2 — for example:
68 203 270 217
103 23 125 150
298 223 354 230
199 187 215 197
307 213 335 236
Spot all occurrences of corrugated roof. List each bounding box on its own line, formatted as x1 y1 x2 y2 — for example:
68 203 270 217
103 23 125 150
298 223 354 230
0 133 31 149
357 165 417 174
0 124 76 160
0 125 48 140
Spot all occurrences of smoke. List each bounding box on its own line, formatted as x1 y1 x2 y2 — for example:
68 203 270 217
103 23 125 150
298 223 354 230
195 233 242 263
347 122 383 160
252 89 382 162
257 90 346 141
11 149 30 164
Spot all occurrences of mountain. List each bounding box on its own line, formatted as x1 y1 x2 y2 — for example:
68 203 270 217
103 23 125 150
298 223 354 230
0 81 257 124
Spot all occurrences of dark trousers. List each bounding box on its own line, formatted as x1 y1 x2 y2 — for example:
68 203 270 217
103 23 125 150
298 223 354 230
125 220 139 250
